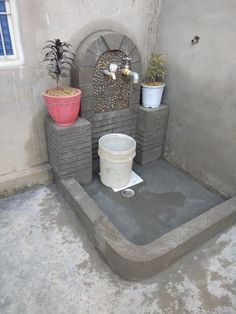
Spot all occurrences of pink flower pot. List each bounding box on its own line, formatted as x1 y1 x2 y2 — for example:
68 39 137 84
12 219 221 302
43 88 81 127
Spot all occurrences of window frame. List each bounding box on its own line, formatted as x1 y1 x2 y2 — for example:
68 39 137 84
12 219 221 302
0 0 24 67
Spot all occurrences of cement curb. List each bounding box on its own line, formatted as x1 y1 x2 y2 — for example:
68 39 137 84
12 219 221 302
57 176 236 280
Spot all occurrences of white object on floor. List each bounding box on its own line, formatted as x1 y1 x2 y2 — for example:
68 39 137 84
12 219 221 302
112 170 143 192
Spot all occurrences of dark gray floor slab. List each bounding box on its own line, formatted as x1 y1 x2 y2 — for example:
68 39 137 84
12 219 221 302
83 160 223 245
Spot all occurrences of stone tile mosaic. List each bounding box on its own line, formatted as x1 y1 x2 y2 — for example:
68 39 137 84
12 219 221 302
93 50 130 113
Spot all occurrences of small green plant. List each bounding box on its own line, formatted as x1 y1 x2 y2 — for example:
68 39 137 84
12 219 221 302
43 39 74 88
146 53 166 82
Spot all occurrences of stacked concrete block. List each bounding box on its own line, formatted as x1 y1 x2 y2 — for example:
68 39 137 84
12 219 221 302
46 117 92 184
92 111 137 156
135 105 169 165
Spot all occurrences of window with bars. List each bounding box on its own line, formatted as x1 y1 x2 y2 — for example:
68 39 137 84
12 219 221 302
0 0 23 66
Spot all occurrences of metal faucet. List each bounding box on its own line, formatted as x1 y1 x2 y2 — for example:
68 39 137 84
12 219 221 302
121 57 139 84
103 63 118 80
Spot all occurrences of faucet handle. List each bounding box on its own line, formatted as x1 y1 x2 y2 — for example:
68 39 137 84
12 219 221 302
123 57 132 61
109 63 118 72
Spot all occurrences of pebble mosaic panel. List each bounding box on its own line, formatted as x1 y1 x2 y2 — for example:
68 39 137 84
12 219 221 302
93 50 130 113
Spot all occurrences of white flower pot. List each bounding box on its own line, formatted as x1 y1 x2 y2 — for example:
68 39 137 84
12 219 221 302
141 82 165 108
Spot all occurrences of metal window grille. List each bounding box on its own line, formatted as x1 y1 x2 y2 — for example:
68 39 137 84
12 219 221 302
0 0 16 59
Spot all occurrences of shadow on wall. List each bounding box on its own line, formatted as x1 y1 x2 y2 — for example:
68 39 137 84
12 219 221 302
24 106 48 168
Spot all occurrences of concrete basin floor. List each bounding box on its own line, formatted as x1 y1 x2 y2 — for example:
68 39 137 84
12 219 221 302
83 160 223 245
0 185 235 313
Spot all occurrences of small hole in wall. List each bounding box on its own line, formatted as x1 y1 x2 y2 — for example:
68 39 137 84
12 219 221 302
191 36 200 45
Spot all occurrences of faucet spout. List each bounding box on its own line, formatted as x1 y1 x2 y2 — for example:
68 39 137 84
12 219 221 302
129 70 139 84
121 68 139 84
103 70 116 80
110 72 116 80
103 63 118 80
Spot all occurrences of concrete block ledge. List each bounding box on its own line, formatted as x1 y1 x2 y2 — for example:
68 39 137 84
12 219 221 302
0 163 52 198
57 176 236 281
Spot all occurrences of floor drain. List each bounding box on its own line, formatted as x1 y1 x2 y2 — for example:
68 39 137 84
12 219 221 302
122 189 135 198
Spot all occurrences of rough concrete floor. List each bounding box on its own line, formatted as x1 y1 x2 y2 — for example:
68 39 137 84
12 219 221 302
0 185 235 314
84 160 223 245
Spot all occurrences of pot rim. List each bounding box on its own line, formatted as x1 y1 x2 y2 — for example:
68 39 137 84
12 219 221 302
141 82 165 89
43 87 81 98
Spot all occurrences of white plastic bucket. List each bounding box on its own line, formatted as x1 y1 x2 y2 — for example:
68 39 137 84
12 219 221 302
98 133 136 189
141 83 165 108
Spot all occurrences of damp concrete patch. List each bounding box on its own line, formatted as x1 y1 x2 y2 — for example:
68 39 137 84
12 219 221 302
57 160 236 280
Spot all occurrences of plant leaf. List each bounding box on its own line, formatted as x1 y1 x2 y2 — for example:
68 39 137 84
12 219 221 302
48 73 57 80
42 38 74 81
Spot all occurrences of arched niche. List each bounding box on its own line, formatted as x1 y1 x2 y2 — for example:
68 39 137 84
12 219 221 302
72 31 142 170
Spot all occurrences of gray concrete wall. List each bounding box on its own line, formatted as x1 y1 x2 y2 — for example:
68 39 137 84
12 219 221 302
0 0 160 190
158 0 236 197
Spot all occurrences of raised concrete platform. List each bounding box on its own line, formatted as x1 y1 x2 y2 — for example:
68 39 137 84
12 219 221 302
0 185 235 313
83 161 223 245
57 160 236 280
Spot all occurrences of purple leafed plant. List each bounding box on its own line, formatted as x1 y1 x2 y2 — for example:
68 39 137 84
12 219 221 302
43 39 74 88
